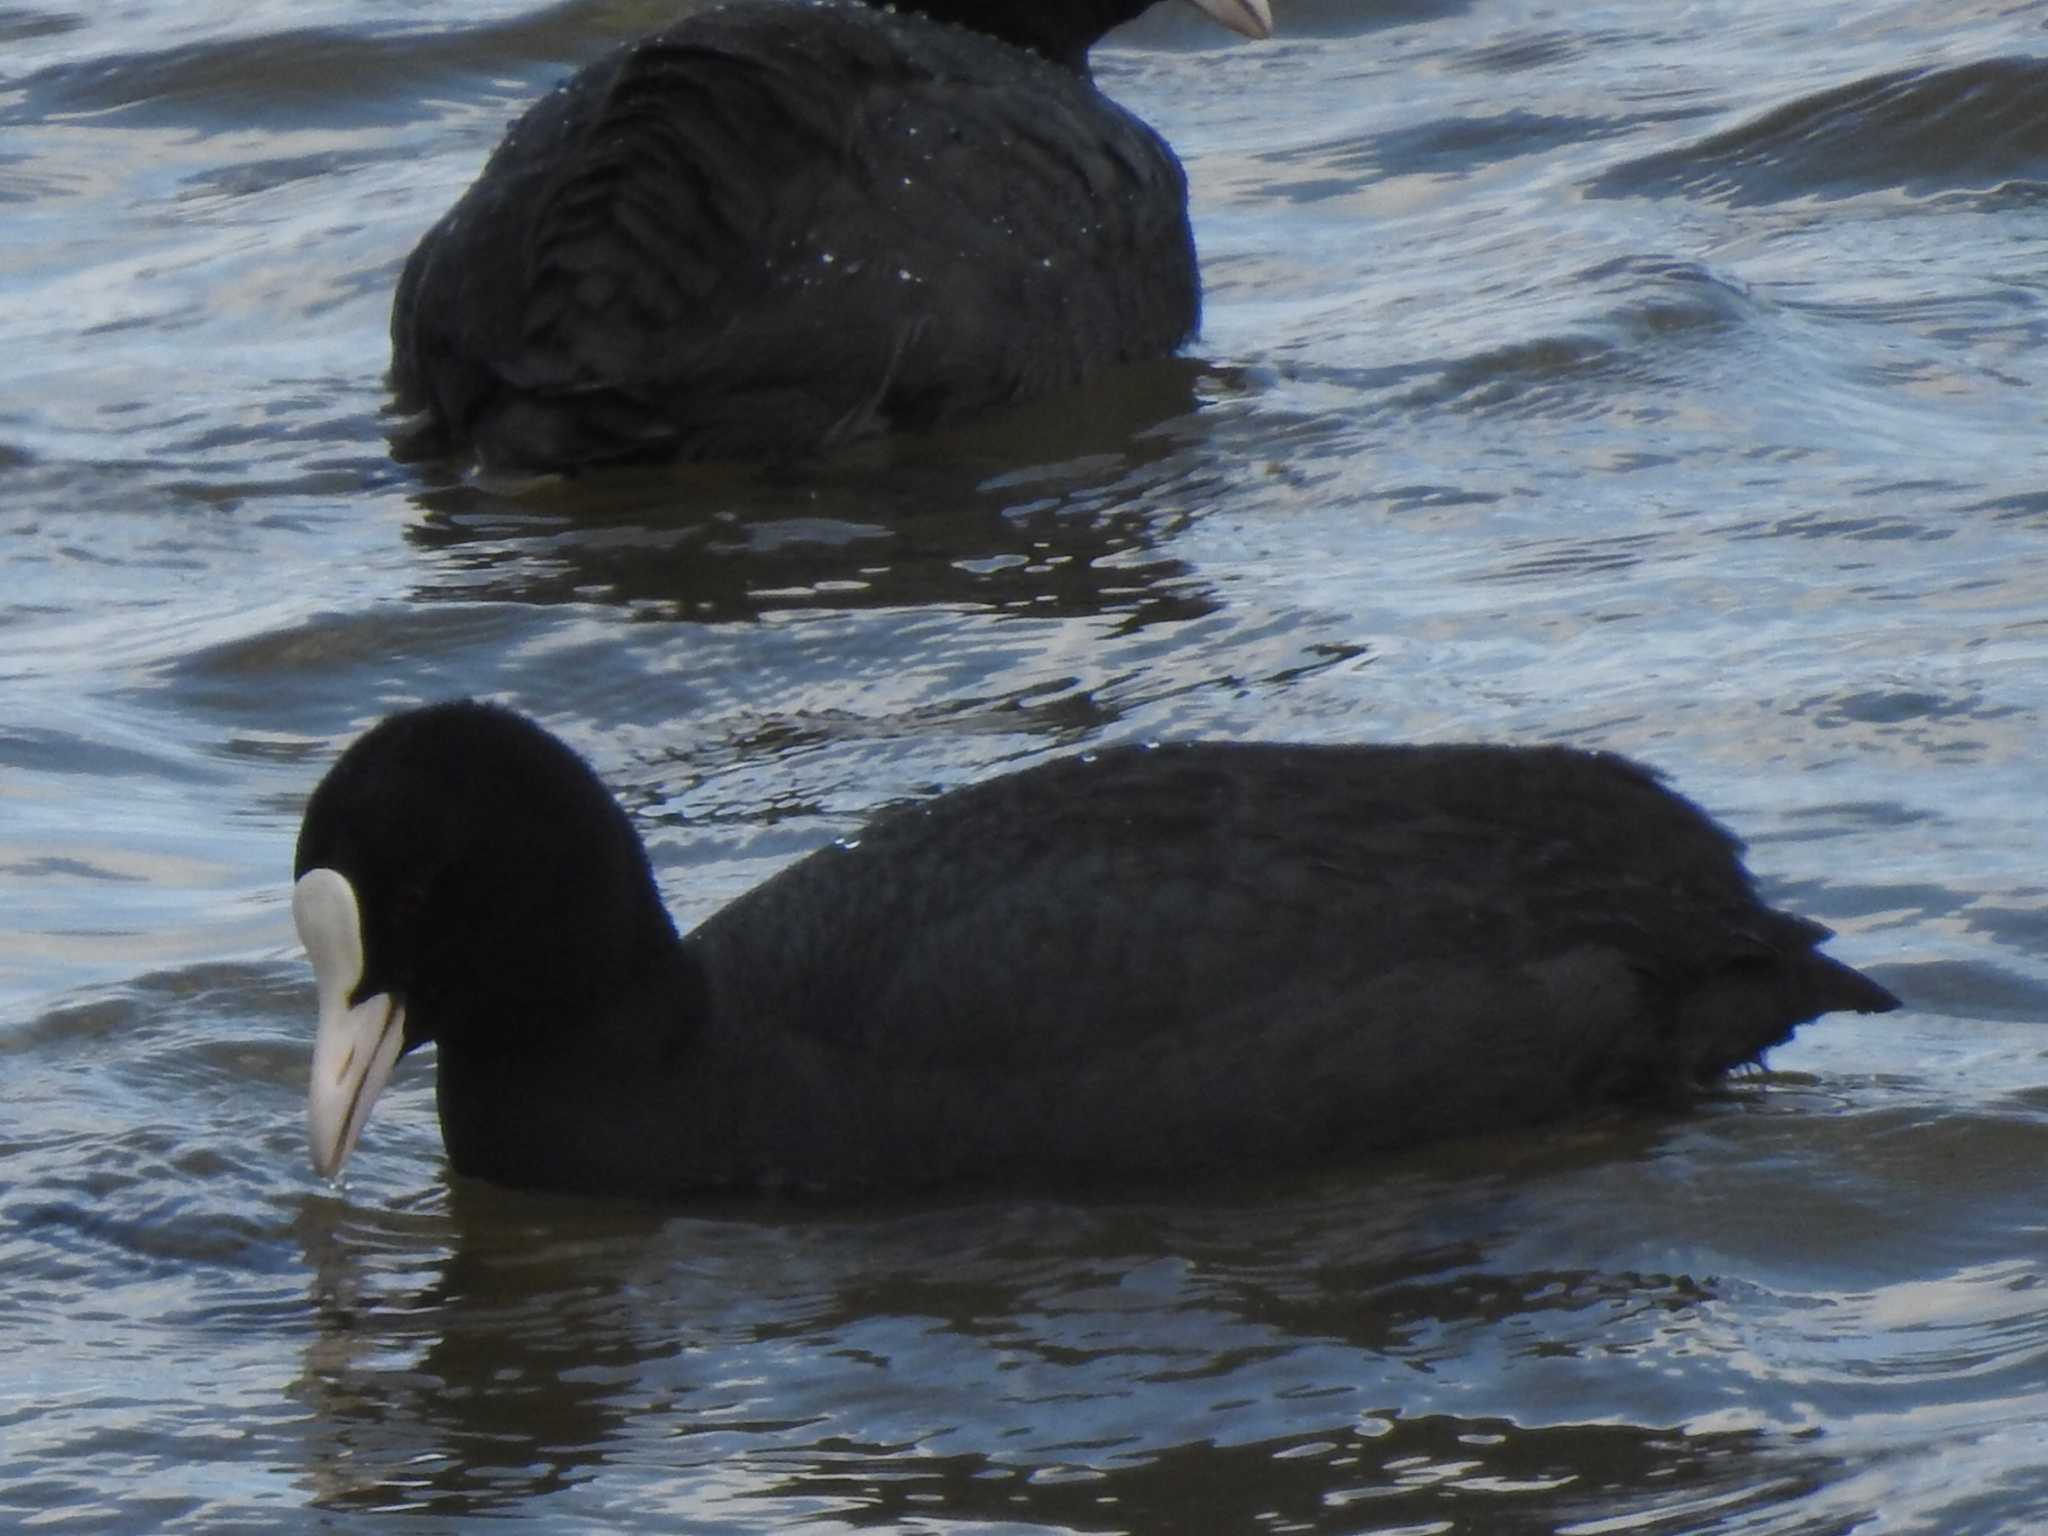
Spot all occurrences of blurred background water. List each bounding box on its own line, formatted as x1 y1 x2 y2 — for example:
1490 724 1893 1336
5 0 2048 1529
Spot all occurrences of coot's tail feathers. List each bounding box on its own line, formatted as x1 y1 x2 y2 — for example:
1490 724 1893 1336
1800 950 1901 1019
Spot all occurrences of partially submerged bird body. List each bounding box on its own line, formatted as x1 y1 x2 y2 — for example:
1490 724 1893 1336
392 0 1268 471
293 703 1898 1198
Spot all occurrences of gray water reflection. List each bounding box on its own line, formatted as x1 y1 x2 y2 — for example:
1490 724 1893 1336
396 359 1229 625
239 1038 2048 1532
285 1136 1854 1529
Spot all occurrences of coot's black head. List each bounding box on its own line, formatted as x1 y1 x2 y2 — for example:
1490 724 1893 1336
292 701 675 1178
896 0 1272 72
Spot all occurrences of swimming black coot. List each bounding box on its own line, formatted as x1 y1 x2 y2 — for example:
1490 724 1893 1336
390 0 1273 472
293 702 1898 1196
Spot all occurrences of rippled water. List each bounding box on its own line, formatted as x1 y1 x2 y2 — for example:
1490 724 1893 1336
7 0 2048 1529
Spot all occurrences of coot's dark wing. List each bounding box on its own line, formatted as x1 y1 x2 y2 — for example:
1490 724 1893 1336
686 742 1891 1102
392 2 1197 469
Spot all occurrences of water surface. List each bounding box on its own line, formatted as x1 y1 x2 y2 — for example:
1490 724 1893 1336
6 0 2048 1529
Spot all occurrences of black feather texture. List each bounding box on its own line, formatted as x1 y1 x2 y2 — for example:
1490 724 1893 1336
294 703 1899 1197
391 0 1231 470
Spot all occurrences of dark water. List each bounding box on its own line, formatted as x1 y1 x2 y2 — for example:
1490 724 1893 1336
7 0 2048 1529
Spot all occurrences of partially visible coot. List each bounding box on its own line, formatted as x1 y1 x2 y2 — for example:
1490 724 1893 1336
390 0 1273 472
293 702 1898 1198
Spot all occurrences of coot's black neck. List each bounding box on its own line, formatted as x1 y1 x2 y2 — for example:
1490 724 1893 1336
886 0 1156 72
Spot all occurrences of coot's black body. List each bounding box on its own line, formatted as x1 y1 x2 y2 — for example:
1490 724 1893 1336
293 702 1898 1198
391 0 1267 472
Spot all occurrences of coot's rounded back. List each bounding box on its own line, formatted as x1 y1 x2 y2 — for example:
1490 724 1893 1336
391 0 1274 471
